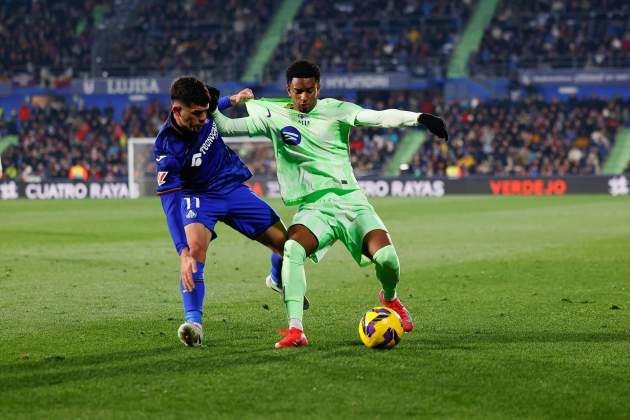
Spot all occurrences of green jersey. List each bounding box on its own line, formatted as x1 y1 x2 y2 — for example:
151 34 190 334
245 98 364 206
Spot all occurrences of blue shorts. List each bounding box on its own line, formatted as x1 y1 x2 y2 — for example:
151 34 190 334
181 184 280 240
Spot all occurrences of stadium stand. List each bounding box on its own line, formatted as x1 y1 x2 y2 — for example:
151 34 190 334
0 0 113 85
2 0 630 182
0 100 167 181
96 0 281 81
4 93 628 181
262 0 475 82
469 0 630 77
405 95 630 177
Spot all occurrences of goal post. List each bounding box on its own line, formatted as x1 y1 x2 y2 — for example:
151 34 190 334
127 136 272 198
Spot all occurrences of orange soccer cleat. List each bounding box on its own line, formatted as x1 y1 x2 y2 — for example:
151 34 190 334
274 327 309 349
378 290 414 332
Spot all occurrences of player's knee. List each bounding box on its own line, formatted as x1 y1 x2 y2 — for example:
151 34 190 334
283 239 306 265
373 244 400 274
187 240 207 262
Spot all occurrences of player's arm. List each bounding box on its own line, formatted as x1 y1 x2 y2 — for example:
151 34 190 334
154 145 197 290
208 86 253 112
207 88 261 137
355 109 448 141
211 109 250 136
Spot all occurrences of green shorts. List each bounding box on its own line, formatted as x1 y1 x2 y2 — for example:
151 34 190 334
291 189 387 266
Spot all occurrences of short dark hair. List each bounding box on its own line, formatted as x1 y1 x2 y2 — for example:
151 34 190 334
170 76 210 106
286 60 320 84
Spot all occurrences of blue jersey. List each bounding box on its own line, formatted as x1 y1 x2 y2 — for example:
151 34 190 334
153 113 252 195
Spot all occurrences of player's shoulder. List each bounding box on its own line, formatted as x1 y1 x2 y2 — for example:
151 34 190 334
154 123 186 156
318 97 343 106
249 98 291 112
318 97 361 110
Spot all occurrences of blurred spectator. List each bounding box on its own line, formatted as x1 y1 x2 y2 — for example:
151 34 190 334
0 0 113 85
264 0 474 82
1 99 168 181
406 95 630 177
98 0 280 82
470 0 630 77
3 94 629 181
68 161 89 181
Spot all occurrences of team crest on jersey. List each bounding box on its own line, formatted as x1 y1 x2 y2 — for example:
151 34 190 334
157 171 168 186
280 126 301 146
186 209 197 219
298 114 310 126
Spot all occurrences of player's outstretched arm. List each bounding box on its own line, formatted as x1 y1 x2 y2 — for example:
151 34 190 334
212 109 251 137
229 88 254 106
207 86 253 111
355 109 448 141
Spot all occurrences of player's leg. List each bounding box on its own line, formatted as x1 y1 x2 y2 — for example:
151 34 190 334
177 222 214 346
362 229 413 332
255 220 311 310
219 184 312 309
178 194 221 346
275 223 319 348
363 229 397 300
182 222 213 320
275 202 338 349
332 189 413 332
255 220 286 292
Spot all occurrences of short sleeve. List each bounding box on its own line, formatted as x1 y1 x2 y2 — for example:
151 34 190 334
244 100 271 137
154 138 184 195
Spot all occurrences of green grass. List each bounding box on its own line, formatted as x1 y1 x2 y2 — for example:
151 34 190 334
1 196 629 419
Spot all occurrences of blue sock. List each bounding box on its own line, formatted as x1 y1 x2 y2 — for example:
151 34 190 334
270 253 283 285
180 261 205 324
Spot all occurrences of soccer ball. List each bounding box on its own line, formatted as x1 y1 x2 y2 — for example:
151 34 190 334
358 306 404 349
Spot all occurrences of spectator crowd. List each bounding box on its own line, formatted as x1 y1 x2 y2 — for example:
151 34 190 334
407 95 630 177
2 94 628 182
1 100 167 181
98 0 280 81
264 0 473 82
0 0 113 86
470 0 630 77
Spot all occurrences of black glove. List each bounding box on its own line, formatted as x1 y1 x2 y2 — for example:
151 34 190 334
206 85 220 112
418 113 448 141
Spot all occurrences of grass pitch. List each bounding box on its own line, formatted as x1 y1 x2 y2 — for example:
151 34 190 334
1 195 629 419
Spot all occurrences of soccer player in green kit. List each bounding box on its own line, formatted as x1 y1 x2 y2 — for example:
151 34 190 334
213 60 448 348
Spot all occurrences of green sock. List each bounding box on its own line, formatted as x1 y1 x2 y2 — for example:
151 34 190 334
373 244 400 300
282 240 307 324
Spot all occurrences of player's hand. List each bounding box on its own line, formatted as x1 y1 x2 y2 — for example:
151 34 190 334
206 85 220 113
418 113 448 141
230 88 254 106
180 248 197 292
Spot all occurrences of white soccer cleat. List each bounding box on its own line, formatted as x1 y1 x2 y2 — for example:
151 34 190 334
265 274 282 294
177 321 203 347
265 275 310 310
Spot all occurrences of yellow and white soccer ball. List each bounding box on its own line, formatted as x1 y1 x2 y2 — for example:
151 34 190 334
358 306 404 349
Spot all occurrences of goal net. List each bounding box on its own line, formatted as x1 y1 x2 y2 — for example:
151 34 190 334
127 136 273 198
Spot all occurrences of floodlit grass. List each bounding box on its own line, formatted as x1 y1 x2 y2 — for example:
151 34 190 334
1 196 629 419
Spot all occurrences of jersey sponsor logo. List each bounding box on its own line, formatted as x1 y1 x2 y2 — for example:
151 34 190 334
199 122 218 156
155 155 167 162
280 126 301 146
157 171 168 186
185 209 197 219
298 114 310 126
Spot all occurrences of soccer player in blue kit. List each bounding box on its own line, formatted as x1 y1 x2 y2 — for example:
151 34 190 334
154 76 302 346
